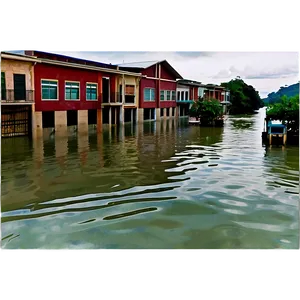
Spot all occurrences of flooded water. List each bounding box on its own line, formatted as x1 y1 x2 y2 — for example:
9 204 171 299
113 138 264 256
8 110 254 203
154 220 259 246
1 108 299 249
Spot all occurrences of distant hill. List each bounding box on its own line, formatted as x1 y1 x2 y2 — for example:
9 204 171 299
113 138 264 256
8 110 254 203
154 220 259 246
263 83 299 105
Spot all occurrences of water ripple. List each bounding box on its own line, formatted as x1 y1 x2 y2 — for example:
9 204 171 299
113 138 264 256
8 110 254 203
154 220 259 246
1 110 299 249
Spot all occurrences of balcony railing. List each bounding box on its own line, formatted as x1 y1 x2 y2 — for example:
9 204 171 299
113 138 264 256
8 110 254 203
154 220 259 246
101 92 122 104
1 89 34 103
101 93 136 104
124 95 135 104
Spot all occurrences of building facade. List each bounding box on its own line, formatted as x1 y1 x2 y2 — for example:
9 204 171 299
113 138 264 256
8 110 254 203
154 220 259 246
176 79 231 116
1 52 41 138
24 51 142 137
118 60 183 122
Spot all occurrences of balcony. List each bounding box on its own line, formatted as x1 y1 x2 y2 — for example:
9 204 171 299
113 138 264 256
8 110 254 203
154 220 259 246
124 95 135 104
1 89 34 104
176 99 194 104
101 93 136 105
101 92 122 104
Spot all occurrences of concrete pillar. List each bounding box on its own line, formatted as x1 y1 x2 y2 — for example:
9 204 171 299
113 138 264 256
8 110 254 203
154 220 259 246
163 107 167 119
97 109 102 132
108 107 112 126
55 111 67 135
138 108 144 123
118 123 125 141
155 108 160 121
119 106 124 124
78 110 88 134
34 111 43 138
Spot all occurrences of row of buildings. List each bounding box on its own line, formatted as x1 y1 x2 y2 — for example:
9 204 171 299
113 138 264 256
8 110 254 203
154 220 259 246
1 50 230 138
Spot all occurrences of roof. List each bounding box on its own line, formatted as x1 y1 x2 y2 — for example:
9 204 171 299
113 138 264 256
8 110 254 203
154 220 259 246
1 51 41 63
177 79 203 87
117 60 160 69
205 84 225 89
24 50 118 70
39 58 142 77
118 60 183 79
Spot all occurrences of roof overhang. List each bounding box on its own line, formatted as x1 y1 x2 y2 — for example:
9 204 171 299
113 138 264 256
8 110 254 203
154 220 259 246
1 52 41 63
40 58 142 77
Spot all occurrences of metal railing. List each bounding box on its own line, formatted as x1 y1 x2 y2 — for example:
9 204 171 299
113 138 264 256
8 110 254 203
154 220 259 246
101 93 136 104
1 89 34 103
101 92 122 104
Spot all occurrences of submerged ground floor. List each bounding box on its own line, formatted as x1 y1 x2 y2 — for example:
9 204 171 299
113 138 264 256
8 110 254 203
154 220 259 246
1 105 192 138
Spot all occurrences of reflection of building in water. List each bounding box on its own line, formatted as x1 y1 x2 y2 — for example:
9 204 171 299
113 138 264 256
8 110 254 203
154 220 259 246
33 135 45 170
55 135 68 171
137 119 178 166
78 133 89 167
97 133 104 168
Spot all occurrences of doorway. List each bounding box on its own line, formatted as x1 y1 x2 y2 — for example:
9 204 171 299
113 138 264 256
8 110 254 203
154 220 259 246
13 74 26 101
102 77 110 103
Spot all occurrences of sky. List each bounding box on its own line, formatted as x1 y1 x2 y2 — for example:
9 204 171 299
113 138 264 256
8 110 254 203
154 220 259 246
48 51 299 99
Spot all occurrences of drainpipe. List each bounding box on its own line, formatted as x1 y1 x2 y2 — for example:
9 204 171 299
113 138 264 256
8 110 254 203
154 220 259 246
158 63 161 109
122 74 125 104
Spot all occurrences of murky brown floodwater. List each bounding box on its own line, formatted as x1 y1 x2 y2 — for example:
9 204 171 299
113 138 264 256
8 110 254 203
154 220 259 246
1 108 299 249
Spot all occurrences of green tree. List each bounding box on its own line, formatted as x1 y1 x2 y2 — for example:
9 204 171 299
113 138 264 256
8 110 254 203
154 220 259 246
266 95 299 133
221 77 263 114
190 97 223 124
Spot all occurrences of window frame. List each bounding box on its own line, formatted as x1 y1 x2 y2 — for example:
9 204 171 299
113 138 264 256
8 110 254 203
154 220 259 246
166 90 171 101
160 90 165 101
86 82 98 101
65 80 80 101
41 79 59 101
144 87 155 101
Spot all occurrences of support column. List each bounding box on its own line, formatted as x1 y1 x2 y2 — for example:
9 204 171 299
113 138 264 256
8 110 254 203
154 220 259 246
78 110 88 134
138 108 144 123
97 108 102 132
155 108 160 121
109 107 112 126
119 106 124 124
34 111 43 138
55 111 67 136
163 107 167 119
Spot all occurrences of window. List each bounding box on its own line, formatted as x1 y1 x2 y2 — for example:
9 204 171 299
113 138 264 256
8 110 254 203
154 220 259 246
144 88 155 101
198 87 204 98
41 80 58 100
181 91 184 100
1 72 6 100
65 81 79 100
177 91 180 101
86 83 97 100
171 91 176 101
125 85 135 95
166 91 171 100
185 91 188 100
160 90 165 101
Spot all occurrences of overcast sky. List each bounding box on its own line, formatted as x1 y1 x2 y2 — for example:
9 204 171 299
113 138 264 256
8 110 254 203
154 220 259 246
51 51 298 98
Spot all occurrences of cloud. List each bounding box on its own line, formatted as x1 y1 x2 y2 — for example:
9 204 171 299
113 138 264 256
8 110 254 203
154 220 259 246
44 51 299 97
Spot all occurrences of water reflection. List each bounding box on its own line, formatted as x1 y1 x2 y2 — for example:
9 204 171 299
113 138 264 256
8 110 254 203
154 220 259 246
1 111 299 249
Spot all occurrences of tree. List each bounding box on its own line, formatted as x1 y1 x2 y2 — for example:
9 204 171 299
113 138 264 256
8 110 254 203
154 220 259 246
266 95 299 133
221 77 263 114
190 97 223 125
